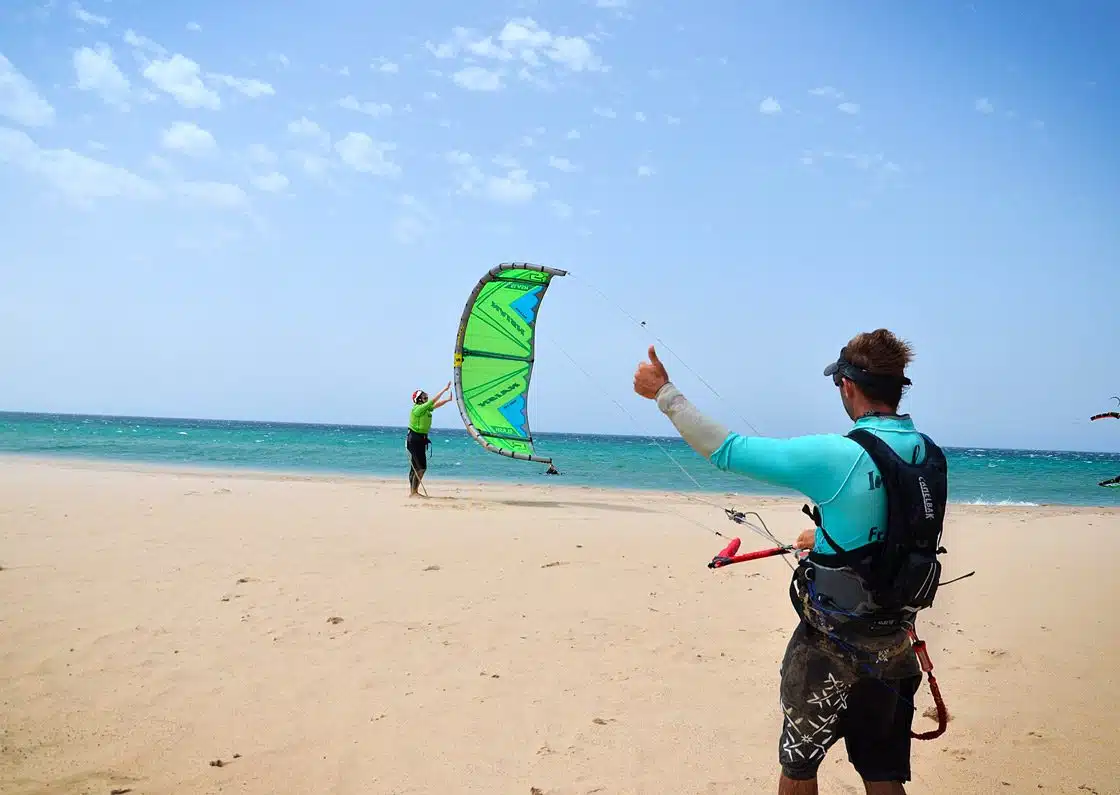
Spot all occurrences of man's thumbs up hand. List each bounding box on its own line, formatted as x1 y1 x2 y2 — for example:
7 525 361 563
634 345 671 399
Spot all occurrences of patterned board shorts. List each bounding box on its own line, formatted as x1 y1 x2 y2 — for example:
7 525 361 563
778 620 922 782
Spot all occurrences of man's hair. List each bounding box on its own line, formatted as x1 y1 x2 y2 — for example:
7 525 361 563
843 328 914 408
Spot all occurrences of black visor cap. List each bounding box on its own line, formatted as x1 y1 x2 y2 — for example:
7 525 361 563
824 352 911 389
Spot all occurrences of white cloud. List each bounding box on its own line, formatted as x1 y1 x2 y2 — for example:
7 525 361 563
73 45 131 109
493 154 520 169
499 18 605 72
297 153 332 180
207 73 275 98
288 116 330 149
803 149 902 177
175 180 248 210
566 128 580 139
424 91 440 101
338 95 393 117
247 143 277 165
634 111 646 122
974 97 994 114
452 66 503 91
516 66 553 91
143 54 221 109
427 18 606 85
334 132 400 177
251 171 289 193
378 61 400 74
0 126 160 204
186 21 202 32
593 106 616 118
71 3 108 27
393 215 426 244
448 154 544 203
809 86 844 99
288 117 323 137
759 96 781 115
0 54 56 127
637 165 654 177
1031 119 1045 130
595 0 627 6
550 199 573 219
268 53 290 69
146 154 175 175
425 36 459 59
667 115 681 125
837 102 860 115
161 121 216 157
548 155 578 172
485 169 540 202
123 29 168 58
393 194 434 245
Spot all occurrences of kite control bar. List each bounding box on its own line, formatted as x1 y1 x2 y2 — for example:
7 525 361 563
709 508 797 568
708 537 793 569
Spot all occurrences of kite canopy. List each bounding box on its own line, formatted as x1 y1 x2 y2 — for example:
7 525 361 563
1091 397 1120 421
453 262 568 465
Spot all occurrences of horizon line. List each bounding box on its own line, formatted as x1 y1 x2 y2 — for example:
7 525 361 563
2 408 1117 458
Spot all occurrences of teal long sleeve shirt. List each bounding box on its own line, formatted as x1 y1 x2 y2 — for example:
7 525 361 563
655 384 929 554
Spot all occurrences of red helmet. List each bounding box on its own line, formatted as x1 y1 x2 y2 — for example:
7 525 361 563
412 390 428 404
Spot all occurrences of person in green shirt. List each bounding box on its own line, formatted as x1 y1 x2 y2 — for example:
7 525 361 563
407 382 452 496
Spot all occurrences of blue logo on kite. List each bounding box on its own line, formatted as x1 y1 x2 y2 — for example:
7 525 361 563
510 286 542 324
498 394 529 437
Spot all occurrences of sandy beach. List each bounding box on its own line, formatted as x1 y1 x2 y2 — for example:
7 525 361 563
1 456 1117 795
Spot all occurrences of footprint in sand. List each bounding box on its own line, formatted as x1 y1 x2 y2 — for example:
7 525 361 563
922 705 950 723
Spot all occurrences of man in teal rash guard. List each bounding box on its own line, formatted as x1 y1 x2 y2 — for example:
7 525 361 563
634 329 948 795
407 382 452 496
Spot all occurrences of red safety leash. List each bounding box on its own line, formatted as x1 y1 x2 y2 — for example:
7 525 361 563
908 629 948 740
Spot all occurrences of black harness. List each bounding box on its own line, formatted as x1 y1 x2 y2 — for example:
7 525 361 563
791 428 949 634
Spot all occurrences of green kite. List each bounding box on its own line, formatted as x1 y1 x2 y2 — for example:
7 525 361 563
453 262 567 468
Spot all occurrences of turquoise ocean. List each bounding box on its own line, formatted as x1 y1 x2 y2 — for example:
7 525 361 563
2 412 1119 507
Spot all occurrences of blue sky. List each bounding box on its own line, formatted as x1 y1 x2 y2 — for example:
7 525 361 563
1 0 1118 453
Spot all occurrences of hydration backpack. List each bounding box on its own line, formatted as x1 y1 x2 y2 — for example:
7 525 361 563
798 429 949 625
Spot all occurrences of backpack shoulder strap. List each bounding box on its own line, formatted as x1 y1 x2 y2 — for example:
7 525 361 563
845 426 900 463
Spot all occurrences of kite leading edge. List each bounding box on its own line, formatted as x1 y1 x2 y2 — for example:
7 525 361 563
453 262 568 469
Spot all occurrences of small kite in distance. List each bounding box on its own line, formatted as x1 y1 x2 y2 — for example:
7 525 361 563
1090 396 1120 421
1089 397 1120 488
